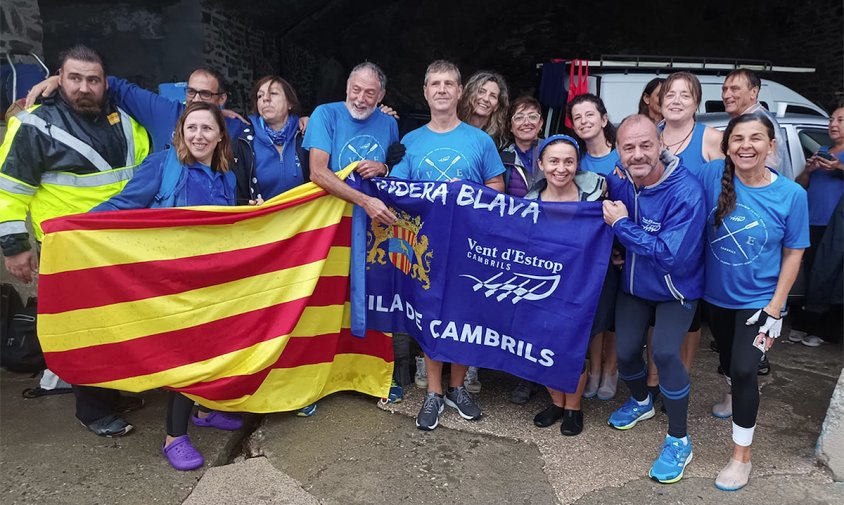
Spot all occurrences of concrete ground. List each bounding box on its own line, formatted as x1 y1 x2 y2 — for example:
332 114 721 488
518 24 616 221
1 327 842 505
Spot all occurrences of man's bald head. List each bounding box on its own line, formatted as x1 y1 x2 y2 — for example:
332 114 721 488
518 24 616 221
617 114 659 142
616 114 664 187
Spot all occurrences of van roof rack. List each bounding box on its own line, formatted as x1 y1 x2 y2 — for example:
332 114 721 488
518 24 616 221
586 55 815 74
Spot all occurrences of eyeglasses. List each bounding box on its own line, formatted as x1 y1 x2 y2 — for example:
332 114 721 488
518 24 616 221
186 88 224 100
512 112 542 124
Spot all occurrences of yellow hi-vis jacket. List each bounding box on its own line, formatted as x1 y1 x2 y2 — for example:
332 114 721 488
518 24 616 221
0 97 150 251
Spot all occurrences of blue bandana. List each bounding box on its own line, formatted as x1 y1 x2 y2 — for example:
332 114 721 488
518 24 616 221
261 115 299 146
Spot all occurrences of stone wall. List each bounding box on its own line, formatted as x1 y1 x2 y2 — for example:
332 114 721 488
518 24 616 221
30 0 844 115
200 0 281 112
0 0 42 55
39 0 204 92
273 0 843 113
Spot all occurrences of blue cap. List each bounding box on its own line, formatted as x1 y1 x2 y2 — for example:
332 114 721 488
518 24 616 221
538 134 580 160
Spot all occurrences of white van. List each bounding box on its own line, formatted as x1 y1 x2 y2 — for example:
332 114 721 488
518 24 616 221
595 73 829 121
542 56 829 129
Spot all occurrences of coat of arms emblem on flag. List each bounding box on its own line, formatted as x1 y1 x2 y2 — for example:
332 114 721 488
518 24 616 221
366 210 433 290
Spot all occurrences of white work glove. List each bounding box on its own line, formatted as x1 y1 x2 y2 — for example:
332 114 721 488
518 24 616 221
745 309 782 339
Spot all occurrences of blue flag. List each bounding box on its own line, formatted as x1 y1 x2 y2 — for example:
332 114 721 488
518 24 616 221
352 177 613 393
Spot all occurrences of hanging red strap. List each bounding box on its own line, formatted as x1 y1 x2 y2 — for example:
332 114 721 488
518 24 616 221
564 59 589 128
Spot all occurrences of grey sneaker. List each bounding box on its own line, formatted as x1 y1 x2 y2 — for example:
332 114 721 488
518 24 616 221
445 386 482 420
464 366 482 393
415 392 444 431
414 356 428 389
80 414 133 437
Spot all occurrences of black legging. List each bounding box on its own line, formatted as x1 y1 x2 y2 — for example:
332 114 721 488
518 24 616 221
166 392 210 437
704 303 763 429
615 291 697 438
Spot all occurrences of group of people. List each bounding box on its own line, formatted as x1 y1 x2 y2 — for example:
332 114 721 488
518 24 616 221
1 44 840 494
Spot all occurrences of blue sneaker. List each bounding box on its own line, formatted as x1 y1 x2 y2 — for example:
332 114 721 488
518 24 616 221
378 380 404 405
608 395 655 430
296 403 317 417
649 435 693 484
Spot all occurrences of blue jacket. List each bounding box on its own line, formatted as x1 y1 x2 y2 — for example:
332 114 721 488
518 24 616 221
232 115 309 204
92 150 236 211
107 76 246 152
605 152 705 303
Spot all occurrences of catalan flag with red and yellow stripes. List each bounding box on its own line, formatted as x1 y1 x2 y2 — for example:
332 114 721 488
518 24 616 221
36 174 393 413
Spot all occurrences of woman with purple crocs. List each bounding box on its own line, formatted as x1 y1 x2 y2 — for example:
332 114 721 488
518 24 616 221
92 101 244 470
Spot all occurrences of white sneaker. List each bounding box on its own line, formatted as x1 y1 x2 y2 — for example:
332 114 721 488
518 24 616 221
597 372 618 400
712 392 732 418
583 372 600 398
414 356 428 388
802 335 824 347
715 458 752 491
464 366 481 393
788 329 807 343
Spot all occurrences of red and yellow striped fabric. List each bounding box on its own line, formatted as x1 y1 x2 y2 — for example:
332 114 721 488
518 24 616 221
37 173 393 413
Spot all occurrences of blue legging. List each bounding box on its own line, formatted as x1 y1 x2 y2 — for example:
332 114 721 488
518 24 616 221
615 291 698 438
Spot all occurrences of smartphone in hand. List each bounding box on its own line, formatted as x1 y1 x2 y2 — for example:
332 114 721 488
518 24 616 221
752 333 767 354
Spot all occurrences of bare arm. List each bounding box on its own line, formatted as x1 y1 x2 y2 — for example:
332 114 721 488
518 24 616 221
483 174 505 192
702 126 725 161
25 76 59 107
757 247 804 350
764 247 804 318
795 158 817 188
309 148 396 225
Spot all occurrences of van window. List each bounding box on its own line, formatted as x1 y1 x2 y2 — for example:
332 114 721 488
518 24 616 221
798 128 833 159
785 105 826 117
704 101 771 113
705 101 725 113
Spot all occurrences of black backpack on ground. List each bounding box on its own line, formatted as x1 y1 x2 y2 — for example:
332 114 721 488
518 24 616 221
1 283 45 373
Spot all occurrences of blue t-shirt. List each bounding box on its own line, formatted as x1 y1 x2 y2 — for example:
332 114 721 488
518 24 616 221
580 149 619 176
302 102 398 172
390 122 505 183
807 149 844 226
695 159 810 309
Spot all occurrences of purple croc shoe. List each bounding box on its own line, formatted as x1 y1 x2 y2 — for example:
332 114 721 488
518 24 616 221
163 435 204 471
191 411 244 431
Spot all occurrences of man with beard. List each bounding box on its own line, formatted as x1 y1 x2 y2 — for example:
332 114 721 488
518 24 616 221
0 45 150 437
26 66 246 152
305 62 400 226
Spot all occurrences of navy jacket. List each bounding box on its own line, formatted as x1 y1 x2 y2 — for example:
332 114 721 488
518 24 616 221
605 152 705 303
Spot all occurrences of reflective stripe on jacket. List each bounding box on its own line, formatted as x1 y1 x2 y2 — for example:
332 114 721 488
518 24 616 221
0 97 150 242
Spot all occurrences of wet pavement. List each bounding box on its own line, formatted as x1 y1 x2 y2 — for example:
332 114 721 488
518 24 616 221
1 326 842 505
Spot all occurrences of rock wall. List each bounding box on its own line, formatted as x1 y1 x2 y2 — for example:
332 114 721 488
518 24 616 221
28 0 844 115
0 0 42 55
200 0 281 112
39 0 204 93
273 0 843 113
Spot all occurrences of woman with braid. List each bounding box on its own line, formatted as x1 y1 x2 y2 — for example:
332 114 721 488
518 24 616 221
693 111 808 491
